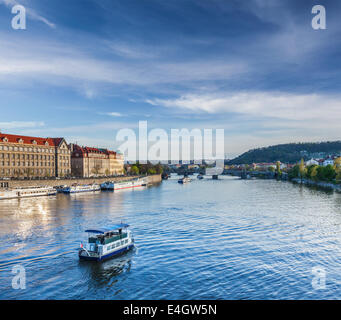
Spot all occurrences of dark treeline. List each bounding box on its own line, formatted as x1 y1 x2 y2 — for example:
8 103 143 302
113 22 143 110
126 162 163 175
288 159 341 183
228 141 341 165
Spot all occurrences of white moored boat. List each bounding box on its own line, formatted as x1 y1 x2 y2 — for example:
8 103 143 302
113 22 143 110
0 186 57 200
63 184 100 194
113 178 146 191
178 176 191 184
79 224 134 261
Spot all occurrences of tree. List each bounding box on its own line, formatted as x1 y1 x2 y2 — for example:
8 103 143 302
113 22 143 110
147 168 156 175
311 165 318 181
316 165 336 182
299 158 306 182
334 157 341 183
131 165 139 175
288 165 299 180
307 165 318 181
334 157 341 169
91 165 101 176
155 163 163 174
323 165 336 182
276 161 282 178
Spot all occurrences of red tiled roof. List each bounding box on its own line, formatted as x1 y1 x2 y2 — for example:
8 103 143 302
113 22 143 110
0 133 58 147
72 144 117 158
52 138 64 146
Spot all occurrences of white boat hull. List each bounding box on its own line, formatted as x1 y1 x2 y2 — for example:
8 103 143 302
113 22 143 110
63 185 100 194
0 187 57 200
114 179 146 191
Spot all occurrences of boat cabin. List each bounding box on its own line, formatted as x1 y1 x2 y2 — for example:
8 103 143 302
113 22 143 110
88 228 128 245
80 223 133 261
85 224 129 248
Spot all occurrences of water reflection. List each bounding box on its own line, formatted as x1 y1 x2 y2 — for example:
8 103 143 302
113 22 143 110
79 249 135 286
1 180 341 299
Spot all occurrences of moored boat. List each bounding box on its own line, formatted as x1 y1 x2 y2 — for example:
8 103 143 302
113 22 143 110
178 177 191 184
79 224 134 261
197 174 204 180
54 185 68 193
0 186 57 200
162 173 169 180
114 178 146 191
100 181 115 191
63 184 100 194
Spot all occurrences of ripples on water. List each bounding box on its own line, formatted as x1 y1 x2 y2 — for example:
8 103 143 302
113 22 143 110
1 176 341 299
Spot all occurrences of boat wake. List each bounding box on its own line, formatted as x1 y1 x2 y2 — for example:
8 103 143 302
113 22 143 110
0 250 75 272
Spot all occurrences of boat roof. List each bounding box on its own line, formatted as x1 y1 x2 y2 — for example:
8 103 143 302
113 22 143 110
85 223 129 234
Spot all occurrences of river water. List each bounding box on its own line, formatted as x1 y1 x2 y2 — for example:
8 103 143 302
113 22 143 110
1 175 341 299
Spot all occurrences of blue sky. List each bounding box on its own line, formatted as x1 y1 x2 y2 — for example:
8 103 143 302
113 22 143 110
0 0 341 158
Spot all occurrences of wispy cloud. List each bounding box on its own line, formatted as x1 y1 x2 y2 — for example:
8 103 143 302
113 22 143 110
103 112 123 117
107 42 159 60
146 92 341 122
1 0 341 158
0 121 45 129
0 46 246 89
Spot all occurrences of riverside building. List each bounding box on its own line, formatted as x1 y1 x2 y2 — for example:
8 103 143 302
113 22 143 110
0 132 71 179
71 144 124 177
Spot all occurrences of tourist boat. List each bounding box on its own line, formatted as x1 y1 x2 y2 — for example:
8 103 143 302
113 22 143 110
161 173 169 180
178 177 191 184
79 224 134 261
197 174 204 180
100 181 115 191
63 184 100 194
114 178 146 191
0 186 57 200
54 185 68 193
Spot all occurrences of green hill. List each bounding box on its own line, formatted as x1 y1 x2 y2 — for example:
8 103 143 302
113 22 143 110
228 141 341 165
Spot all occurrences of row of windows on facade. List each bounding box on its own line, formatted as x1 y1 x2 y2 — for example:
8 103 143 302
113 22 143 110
0 161 70 167
1 161 54 167
0 153 55 160
0 153 70 162
0 145 70 154
0 168 70 175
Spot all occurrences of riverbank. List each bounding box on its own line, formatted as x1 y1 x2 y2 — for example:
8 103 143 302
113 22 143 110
291 178 341 192
224 170 341 193
0 174 161 189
